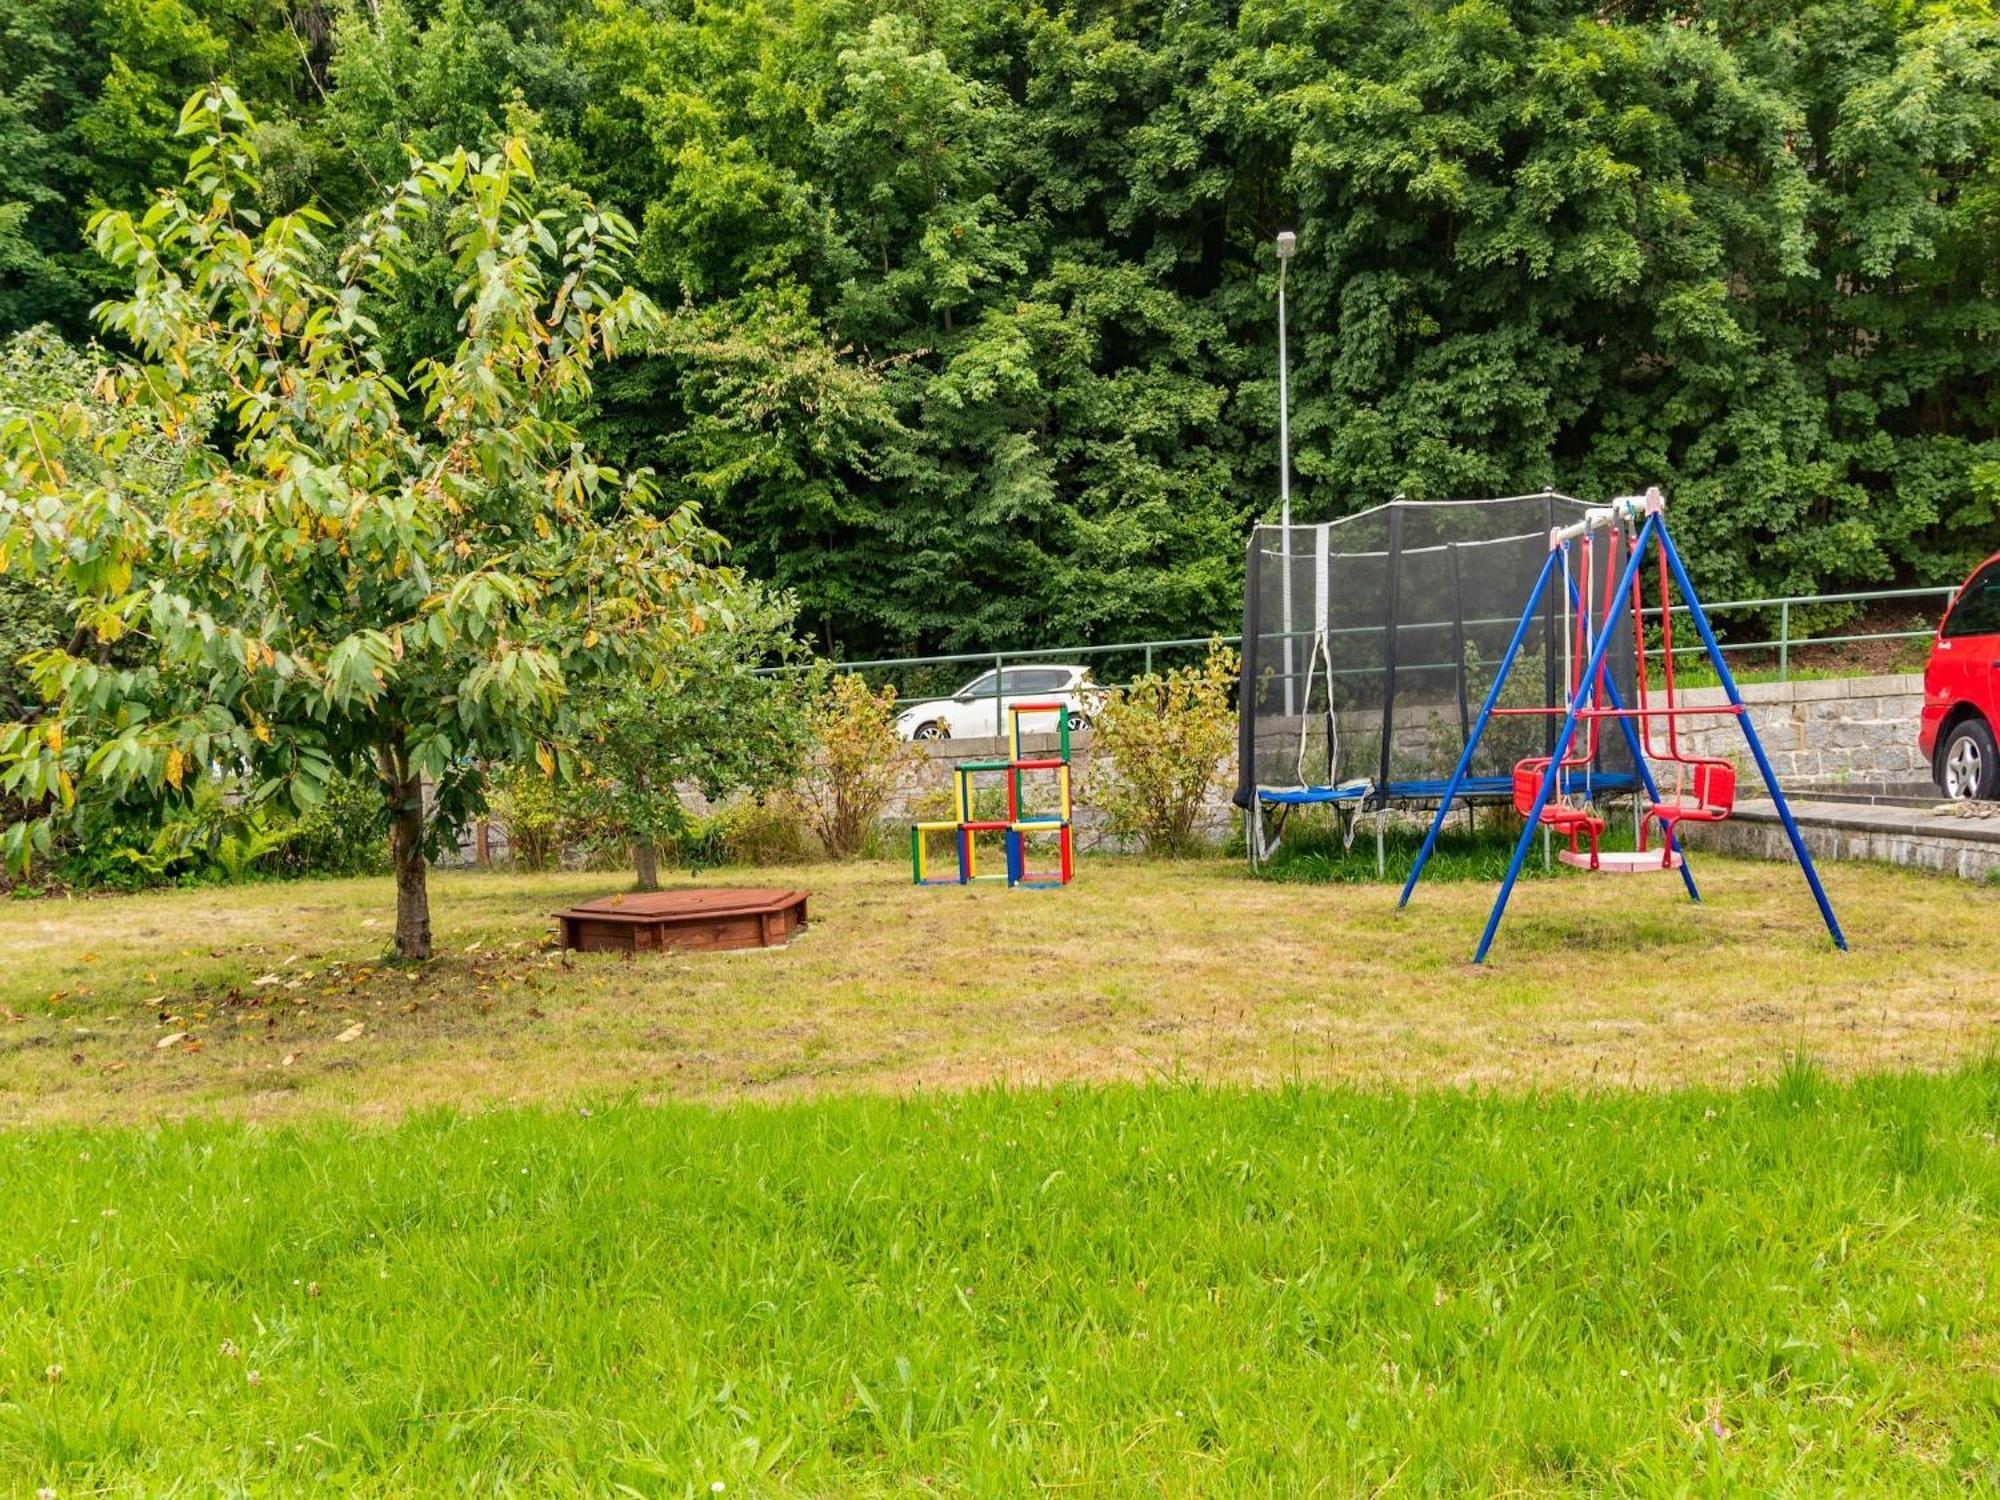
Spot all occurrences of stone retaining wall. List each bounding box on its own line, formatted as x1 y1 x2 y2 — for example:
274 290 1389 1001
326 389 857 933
1684 798 2000 881
1672 672 1927 786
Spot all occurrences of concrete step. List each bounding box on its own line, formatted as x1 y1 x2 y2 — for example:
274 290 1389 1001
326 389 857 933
1683 795 2000 879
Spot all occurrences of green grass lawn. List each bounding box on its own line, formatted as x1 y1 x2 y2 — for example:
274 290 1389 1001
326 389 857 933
3 853 1998 1123
3 1067 1996 1493
2 854 1998 1492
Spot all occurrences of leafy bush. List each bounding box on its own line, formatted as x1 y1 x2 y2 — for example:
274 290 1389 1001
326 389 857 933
275 770 390 878
490 766 564 872
677 797 816 870
1087 641 1238 856
792 675 920 859
44 781 293 892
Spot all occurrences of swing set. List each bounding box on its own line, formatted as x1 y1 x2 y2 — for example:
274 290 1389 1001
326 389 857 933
1399 488 1848 963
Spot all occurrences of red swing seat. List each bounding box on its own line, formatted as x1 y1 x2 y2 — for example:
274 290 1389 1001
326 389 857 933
1513 756 1606 869
1641 758 1736 865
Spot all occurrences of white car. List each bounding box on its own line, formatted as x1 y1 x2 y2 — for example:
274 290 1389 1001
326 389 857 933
894 664 1102 742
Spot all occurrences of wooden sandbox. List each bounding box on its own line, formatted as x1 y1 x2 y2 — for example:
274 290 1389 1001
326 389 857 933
553 888 810 955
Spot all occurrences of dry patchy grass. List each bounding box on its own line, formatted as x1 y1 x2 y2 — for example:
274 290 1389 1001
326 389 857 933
0 851 1995 1125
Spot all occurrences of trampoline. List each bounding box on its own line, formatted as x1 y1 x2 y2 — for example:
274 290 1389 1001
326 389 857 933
1232 492 1641 870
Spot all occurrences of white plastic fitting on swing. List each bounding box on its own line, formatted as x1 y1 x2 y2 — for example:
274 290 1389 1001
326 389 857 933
1548 487 1665 547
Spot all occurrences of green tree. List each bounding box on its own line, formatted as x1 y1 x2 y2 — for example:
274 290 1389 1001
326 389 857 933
0 87 720 957
579 582 816 890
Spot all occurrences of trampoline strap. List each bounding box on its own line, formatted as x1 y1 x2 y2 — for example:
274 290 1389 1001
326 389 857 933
1231 527 1262 811
1377 504 1403 804
1543 493 1558 757
1448 540 1469 749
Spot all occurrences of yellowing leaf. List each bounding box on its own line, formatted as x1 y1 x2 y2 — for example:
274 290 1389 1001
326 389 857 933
45 721 62 754
536 744 554 776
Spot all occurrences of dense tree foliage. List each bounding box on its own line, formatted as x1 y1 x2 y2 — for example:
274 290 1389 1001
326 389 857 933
2 0 1996 658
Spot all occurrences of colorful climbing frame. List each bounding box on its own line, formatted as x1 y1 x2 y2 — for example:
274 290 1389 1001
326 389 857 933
913 701 1078 889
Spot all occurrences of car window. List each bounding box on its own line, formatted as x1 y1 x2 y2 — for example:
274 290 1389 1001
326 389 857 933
956 671 997 698
1001 668 1072 693
1944 565 2000 639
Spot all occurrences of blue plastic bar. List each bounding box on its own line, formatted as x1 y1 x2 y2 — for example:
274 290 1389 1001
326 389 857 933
1399 547 1562 907
1656 525 1847 951
1475 513 1660 963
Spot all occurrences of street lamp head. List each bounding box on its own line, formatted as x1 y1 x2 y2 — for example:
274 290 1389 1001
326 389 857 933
1275 230 1297 260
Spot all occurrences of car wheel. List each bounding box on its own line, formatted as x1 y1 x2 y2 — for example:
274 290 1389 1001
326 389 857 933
1066 711 1088 734
1939 718 1999 800
913 720 950 743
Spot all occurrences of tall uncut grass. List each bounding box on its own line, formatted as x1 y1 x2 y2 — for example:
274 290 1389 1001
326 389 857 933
3 1066 1997 1493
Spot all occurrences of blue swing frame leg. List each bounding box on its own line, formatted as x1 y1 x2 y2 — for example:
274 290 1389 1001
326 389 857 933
1473 514 1660 963
1399 548 1560 907
1657 527 1847 951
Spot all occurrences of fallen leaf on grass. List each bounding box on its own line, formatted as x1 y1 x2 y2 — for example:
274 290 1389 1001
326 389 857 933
281 1052 297 1067
253 974 282 987
156 1032 187 1050
335 1023 365 1043
103 1060 128 1074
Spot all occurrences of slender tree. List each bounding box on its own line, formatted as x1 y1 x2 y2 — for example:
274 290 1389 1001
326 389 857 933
578 582 818 891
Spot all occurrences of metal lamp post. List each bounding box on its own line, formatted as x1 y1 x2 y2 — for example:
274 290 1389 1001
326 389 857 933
1277 229 1295 530
1276 229 1297 714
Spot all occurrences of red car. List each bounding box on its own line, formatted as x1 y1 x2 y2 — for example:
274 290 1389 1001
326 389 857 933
1921 551 2000 800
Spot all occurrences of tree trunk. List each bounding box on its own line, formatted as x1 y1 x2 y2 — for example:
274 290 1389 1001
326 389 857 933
386 762 431 961
634 840 660 892
474 819 491 868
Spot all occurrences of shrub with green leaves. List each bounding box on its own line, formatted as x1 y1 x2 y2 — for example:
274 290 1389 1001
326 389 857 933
1088 642 1239 857
791 675 920 860
576 583 817 889
273 770 389 879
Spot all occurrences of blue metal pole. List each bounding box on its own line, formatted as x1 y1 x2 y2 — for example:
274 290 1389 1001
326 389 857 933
1656 523 1848 951
1475 513 1659 963
1400 547 1561 908
1560 563 1702 905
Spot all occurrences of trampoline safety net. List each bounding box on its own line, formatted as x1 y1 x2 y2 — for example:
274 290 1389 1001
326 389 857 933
1232 494 1637 814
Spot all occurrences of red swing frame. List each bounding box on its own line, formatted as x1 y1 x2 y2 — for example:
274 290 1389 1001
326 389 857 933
1627 531 1737 865
1511 527 1619 868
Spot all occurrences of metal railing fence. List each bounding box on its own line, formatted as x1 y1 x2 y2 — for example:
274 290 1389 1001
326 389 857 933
764 583 1957 719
